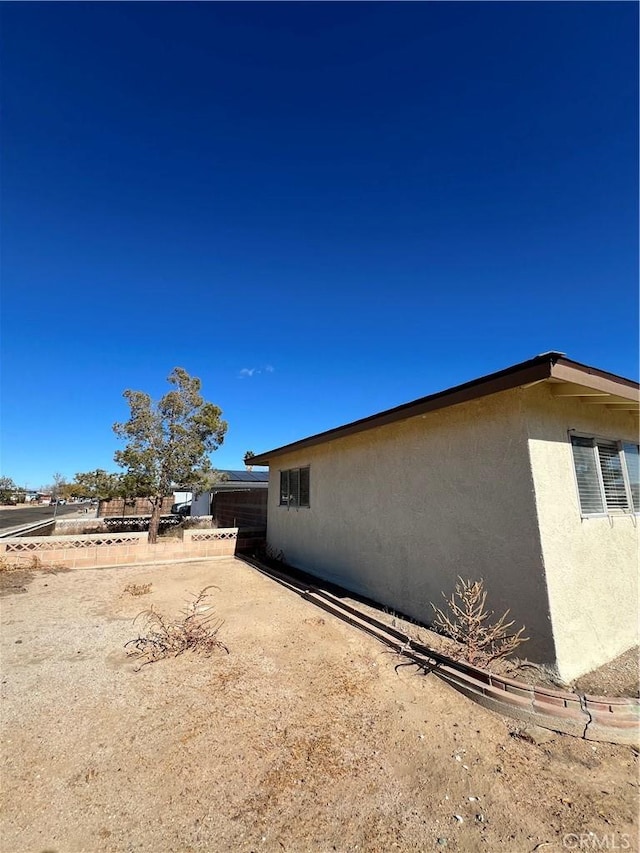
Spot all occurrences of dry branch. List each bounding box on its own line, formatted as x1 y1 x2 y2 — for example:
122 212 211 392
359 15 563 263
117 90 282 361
432 577 528 669
123 582 152 597
125 586 228 668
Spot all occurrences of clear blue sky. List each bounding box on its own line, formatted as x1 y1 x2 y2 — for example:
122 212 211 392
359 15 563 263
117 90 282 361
1 2 638 489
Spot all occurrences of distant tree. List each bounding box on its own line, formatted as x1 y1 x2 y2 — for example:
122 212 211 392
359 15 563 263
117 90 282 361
118 472 145 502
197 470 229 491
113 368 227 543
0 476 18 504
244 450 255 471
59 482 77 501
72 469 122 500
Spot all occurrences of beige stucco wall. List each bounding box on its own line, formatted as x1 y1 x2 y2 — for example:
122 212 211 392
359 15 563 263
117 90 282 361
266 388 558 665
524 384 639 682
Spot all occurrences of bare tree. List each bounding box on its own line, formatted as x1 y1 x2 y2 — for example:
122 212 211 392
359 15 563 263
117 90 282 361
51 472 66 502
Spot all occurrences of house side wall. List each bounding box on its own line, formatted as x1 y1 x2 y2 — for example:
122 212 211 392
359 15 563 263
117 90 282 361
266 388 556 664
525 384 639 682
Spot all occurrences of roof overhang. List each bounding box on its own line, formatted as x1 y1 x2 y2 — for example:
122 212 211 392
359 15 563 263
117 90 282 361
209 481 269 492
548 362 640 413
250 353 639 466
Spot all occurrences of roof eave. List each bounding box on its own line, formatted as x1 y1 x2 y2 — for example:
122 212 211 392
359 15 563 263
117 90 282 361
249 354 559 465
249 353 639 467
552 359 640 400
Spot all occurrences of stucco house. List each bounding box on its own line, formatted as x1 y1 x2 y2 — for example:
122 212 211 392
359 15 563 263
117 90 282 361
249 352 639 683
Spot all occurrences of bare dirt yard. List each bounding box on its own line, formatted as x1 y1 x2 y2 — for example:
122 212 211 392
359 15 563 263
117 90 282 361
1 558 638 853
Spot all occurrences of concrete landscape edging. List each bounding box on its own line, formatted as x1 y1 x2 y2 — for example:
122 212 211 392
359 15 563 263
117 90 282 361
243 558 639 748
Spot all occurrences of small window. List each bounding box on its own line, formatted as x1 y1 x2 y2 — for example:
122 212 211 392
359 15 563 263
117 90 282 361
570 435 639 516
279 467 310 508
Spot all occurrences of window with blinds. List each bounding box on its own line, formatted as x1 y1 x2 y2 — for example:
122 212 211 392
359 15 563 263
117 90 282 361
623 443 640 511
279 470 290 507
279 467 310 508
570 435 640 516
288 469 300 507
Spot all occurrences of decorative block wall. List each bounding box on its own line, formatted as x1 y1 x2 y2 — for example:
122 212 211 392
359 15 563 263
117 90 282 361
0 528 247 569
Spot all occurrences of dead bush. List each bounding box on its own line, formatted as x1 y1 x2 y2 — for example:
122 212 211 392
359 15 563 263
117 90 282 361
0 554 47 573
181 516 213 530
125 586 228 668
431 577 528 669
123 582 152 597
254 542 285 565
0 555 20 573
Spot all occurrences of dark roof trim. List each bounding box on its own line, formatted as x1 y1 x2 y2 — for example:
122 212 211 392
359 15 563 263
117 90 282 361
210 481 269 492
216 469 270 482
249 353 639 466
174 470 269 489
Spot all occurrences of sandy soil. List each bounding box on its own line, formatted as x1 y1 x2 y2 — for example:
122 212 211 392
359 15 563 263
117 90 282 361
1 558 638 853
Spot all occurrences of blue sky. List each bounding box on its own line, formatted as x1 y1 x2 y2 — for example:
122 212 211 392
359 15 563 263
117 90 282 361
1 2 637 489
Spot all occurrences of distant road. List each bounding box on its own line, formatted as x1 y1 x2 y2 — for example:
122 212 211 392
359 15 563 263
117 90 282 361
0 505 94 532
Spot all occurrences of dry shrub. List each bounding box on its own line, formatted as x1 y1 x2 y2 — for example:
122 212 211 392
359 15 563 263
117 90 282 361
432 577 528 669
125 586 228 668
254 542 285 565
0 554 48 573
123 582 152 597
0 555 21 573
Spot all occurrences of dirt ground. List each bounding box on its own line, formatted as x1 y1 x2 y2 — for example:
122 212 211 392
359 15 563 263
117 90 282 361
1 558 638 853
346 596 640 699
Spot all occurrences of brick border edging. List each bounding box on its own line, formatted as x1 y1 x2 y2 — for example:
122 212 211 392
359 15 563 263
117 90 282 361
430 659 639 746
242 558 639 748
350 607 639 747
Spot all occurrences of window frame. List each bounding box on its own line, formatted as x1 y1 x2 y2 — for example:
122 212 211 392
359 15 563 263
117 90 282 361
569 431 640 518
279 466 310 509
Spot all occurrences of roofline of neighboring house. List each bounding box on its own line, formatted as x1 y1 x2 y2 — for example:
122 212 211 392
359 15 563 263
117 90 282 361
173 470 269 491
208 481 269 492
249 352 640 466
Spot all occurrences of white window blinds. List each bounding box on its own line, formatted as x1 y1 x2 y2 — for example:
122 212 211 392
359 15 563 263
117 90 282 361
596 441 629 510
571 437 604 515
571 435 639 516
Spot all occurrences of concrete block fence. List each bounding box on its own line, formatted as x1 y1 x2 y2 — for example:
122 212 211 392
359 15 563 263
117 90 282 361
0 528 260 570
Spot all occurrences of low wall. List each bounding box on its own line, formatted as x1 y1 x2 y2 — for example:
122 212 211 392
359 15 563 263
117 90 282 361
0 528 256 570
52 518 108 536
53 516 218 536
